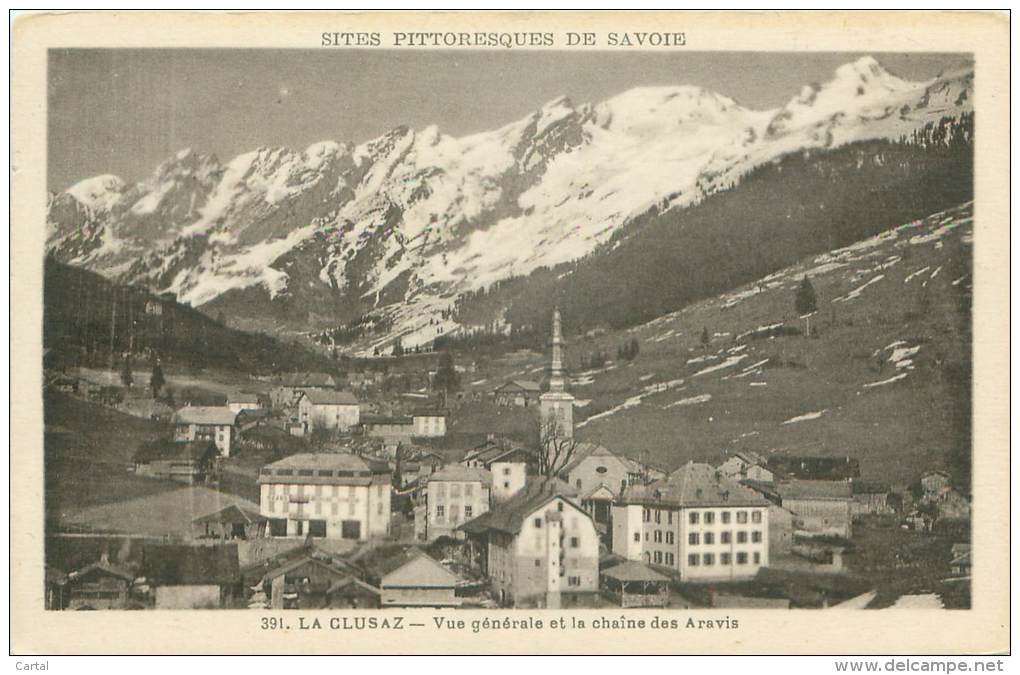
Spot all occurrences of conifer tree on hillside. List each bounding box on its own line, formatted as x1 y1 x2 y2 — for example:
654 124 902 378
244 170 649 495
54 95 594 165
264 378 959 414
700 327 710 348
795 276 818 336
433 350 461 406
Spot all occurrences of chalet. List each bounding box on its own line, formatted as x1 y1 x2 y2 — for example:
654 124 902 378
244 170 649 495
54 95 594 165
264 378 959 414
463 439 536 502
241 544 365 609
173 406 238 457
417 465 492 542
193 504 269 540
412 408 448 437
612 463 771 583
326 577 381 609
718 451 774 483
493 380 542 408
142 543 241 609
361 414 414 441
767 455 860 482
227 393 264 415
776 480 853 538
460 479 599 609
850 481 893 516
296 389 360 434
134 439 218 484
258 453 392 540
377 549 462 608
269 372 338 409
64 555 135 610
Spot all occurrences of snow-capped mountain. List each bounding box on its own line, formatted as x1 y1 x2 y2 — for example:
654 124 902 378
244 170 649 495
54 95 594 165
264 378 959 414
47 56 973 349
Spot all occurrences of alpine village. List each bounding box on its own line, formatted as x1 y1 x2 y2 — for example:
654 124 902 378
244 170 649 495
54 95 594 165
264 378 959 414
43 57 973 612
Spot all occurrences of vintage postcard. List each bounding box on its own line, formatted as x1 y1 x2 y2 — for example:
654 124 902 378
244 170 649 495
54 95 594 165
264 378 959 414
10 10 1010 655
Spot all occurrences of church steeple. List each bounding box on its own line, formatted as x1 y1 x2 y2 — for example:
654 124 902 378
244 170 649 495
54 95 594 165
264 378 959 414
540 307 574 439
549 307 566 393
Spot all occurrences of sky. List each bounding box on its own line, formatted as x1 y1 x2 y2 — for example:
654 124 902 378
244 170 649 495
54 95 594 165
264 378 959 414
47 49 969 192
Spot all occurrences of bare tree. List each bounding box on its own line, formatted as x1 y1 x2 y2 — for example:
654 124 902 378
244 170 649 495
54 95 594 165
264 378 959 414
537 416 580 478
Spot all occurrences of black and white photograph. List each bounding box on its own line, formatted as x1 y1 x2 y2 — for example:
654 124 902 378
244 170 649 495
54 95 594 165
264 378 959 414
11 8 1010 658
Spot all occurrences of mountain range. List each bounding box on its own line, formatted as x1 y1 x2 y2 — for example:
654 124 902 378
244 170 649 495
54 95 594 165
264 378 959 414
47 56 973 352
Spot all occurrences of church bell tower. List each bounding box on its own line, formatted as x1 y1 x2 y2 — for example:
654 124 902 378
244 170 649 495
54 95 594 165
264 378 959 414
540 308 574 439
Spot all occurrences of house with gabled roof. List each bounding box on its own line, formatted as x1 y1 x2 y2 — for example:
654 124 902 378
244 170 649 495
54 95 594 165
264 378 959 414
559 443 649 529
64 554 135 610
460 479 599 608
417 464 492 542
776 479 853 538
493 380 542 408
718 450 774 483
296 389 360 434
376 549 461 608
240 542 364 609
141 543 240 609
173 406 238 457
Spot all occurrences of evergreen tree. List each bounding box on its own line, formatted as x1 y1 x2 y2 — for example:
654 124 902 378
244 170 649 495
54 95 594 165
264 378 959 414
629 338 640 360
795 276 818 316
433 350 461 401
150 361 165 398
700 327 710 347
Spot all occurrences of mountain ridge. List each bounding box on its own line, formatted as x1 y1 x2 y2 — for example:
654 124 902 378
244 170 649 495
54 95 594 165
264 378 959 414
47 56 973 350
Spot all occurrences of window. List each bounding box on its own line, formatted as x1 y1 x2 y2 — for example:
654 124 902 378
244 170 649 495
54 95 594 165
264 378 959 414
317 470 333 477
633 532 641 542
298 469 314 476
535 560 541 567
721 531 731 544
654 510 661 524
534 518 543 528
737 531 747 544
752 511 762 524
644 532 649 541
703 553 714 566
704 511 715 525
576 479 582 489
688 554 699 567
689 512 699 525
737 511 748 524
667 511 673 525
503 467 511 476
665 532 674 545
643 508 651 522
721 552 732 565
665 553 675 566
654 531 662 543
503 482 510 489
721 511 731 524
436 505 445 520
752 531 762 543
737 552 748 565
568 576 581 587
465 506 473 519
570 537 580 548
688 533 699 545
557 502 564 512
654 551 662 564
704 532 715 545
753 552 761 564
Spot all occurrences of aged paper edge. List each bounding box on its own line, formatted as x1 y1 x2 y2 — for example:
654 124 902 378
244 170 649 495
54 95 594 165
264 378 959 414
10 9 1010 656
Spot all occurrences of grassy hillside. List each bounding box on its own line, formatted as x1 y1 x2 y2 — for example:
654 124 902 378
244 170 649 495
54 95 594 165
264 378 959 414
457 202 972 487
44 256 335 375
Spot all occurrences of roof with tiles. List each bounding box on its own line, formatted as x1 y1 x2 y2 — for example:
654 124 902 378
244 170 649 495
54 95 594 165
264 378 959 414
459 478 584 536
622 462 771 508
173 406 238 426
300 389 359 406
427 465 492 484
